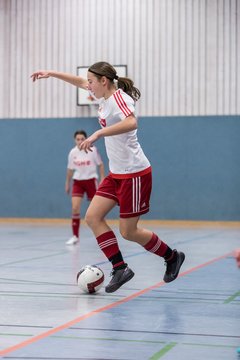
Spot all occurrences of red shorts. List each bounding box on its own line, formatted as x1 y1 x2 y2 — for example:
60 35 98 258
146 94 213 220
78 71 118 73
96 171 152 218
72 178 98 200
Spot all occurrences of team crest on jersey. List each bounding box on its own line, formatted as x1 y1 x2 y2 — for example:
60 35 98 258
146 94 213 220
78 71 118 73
99 118 106 127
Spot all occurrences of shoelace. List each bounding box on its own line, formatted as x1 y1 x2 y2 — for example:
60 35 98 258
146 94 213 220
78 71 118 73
110 265 128 277
110 269 116 277
164 261 173 273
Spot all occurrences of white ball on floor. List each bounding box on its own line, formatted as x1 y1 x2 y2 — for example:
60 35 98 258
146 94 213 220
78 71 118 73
76 265 104 294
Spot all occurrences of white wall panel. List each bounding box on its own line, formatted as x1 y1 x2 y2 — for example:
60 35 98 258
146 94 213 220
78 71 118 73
0 0 239 118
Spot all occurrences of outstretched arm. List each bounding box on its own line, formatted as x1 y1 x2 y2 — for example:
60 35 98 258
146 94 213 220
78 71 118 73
30 70 88 90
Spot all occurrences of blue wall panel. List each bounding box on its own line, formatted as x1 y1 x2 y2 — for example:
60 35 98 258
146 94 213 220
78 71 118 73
137 116 240 220
0 116 239 220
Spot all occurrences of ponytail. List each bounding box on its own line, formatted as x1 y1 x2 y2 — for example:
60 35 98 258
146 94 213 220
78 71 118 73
117 77 141 102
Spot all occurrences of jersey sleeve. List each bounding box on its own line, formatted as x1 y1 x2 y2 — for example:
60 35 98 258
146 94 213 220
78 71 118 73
67 150 74 170
92 146 103 165
113 90 135 120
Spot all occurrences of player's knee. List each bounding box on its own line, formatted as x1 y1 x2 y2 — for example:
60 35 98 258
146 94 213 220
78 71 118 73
85 212 94 228
72 206 79 214
119 227 135 241
85 210 99 228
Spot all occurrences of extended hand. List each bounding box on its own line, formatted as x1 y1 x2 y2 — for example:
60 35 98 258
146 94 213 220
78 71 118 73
30 71 50 82
80 132 100 153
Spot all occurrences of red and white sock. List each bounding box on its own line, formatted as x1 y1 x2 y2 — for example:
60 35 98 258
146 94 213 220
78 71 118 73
143 232 173 259
72 214 80 238
96 230 125 269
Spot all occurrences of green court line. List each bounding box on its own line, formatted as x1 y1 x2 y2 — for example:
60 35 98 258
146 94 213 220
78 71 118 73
2 333 237 351
53 335 166 344
179 288 234 294
53 335 238 349
149 342 177 359
0 292 221 304
182 342 237 349
134 297 220 304
224 290 240 304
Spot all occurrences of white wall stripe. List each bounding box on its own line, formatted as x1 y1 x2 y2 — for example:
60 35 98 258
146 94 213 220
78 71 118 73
0 0 239 118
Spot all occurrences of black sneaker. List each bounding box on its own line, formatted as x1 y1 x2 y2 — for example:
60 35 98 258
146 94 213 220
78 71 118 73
105 266 135 293
163 250 185 283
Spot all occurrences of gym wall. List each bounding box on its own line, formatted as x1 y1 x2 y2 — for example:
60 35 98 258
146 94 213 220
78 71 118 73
0 0 239 220
0 115 239 220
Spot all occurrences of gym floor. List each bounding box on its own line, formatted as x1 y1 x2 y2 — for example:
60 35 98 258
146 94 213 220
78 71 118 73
0 219 239 360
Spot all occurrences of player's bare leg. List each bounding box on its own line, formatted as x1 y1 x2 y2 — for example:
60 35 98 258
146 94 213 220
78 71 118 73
85 195 116 236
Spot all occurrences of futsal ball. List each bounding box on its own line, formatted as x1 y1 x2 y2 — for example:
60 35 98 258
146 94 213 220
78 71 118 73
76 265 104 294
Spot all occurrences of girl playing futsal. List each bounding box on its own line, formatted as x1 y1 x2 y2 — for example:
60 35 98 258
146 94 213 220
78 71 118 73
31 62 185 293
65 130 104 245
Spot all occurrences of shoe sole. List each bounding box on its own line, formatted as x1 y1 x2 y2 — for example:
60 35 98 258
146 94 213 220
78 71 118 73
105 271 135 293
164 252 185 283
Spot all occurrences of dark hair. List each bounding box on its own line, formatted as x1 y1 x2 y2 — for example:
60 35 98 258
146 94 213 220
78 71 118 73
88 61 141 102
74 130 87 138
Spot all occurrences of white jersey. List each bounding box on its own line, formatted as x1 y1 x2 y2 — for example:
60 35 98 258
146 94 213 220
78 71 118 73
67 145 102 180
98 89 150 176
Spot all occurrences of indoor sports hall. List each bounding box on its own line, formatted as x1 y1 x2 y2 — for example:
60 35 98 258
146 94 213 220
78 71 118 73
0 1 239 360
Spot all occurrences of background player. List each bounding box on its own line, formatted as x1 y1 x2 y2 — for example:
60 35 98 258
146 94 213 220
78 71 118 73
65 130 105 245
